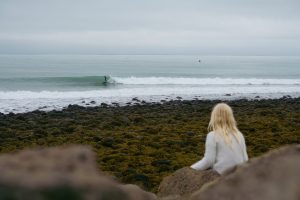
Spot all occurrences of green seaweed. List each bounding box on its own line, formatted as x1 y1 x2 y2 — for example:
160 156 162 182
0 98 299 192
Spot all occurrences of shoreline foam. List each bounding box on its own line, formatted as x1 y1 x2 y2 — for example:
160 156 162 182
0 92 300 114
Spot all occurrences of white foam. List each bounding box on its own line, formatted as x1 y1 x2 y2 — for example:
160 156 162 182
112 76 300 85
0 85 300 114
0 85 299 100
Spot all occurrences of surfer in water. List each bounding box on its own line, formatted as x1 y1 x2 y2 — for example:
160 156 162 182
103 76 108 85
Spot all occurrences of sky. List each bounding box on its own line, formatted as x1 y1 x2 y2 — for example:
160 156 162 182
0 0 300 55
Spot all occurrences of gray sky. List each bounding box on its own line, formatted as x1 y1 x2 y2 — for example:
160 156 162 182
0 0 300 55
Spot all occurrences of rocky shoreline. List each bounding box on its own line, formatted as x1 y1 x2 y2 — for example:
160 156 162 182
0 97 299 192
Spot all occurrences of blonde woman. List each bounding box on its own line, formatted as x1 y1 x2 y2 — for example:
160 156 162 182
191 103 248 174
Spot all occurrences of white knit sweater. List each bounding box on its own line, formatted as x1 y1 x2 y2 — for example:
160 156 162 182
191 131 248 174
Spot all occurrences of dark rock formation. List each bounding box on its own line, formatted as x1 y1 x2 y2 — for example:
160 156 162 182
157 167 220 199
0 145 156 200
191 145 300 200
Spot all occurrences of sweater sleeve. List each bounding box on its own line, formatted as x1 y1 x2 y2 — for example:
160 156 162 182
190 132 217 170
242 135 249 161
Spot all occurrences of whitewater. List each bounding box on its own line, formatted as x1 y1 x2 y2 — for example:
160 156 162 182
0 76 299 114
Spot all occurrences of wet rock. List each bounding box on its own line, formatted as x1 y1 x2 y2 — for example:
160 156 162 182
132 97 140 102
152 159 172 166
67 104 84 110
282 95 292 99
92 136 103 142
101 137 115 147
112 102 120 106
191 145 300 200
8 112 15 117
0 145 157 200
100 103 108 107
15 115 26 121
182 100 192 105
90 101 96 104
184 131 195 136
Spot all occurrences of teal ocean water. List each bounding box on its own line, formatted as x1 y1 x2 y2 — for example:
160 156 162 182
0 55 299 113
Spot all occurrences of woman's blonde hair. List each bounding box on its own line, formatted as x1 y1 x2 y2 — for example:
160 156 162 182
208 103 241 146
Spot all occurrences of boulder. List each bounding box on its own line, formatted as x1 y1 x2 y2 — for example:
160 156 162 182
191 145 300 200
121 184 157 200
158 195 182 200
157 167 220 199
0 145 156 200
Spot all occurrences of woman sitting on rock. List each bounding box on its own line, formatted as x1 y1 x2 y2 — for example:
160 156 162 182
191 103 248 174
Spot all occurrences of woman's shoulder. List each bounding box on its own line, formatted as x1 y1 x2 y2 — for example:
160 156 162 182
207 131 216 138
237 131 246 139
206 131 219 141
239 131 247 142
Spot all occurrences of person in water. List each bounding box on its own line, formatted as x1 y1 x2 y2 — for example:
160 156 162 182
191 103 248 174
103 76 109 85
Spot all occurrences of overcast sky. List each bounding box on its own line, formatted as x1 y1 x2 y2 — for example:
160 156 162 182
0 0 300 55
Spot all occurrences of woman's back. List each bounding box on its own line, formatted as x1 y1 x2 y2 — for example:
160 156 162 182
190 103 248 174
191 131 248 174
213 131 248 173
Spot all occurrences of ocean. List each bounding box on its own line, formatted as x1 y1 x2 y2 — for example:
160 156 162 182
0 55 299 114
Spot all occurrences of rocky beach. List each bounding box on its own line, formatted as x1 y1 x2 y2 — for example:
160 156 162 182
1 0 300 199
0 97 299 194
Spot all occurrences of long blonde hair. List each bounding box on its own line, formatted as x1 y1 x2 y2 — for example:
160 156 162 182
208 103 241 146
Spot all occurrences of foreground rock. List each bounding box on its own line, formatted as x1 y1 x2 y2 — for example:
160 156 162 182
0 145 156 200
191 145 300 200
157 167 220 200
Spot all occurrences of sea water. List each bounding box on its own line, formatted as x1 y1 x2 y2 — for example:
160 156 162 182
0 55 299 114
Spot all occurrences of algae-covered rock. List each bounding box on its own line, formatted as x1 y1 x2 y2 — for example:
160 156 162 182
0 98 299 192
0 145 157 200
191 145 300 200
